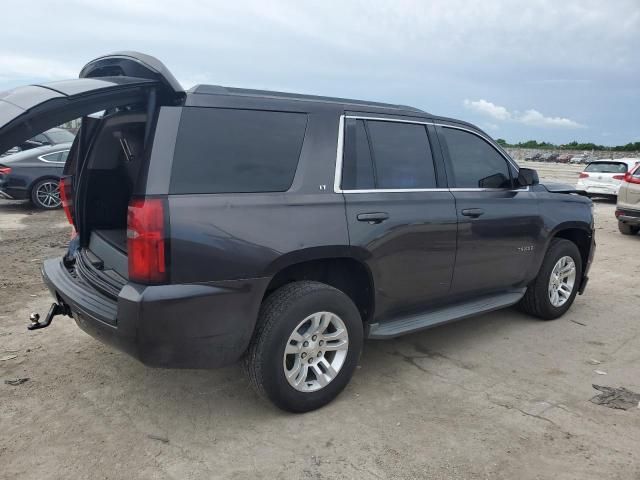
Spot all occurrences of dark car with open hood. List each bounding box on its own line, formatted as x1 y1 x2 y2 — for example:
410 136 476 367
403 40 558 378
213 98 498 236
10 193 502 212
0 52 595 412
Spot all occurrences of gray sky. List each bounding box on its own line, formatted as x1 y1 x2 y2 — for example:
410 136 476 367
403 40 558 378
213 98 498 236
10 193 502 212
1 0 638 145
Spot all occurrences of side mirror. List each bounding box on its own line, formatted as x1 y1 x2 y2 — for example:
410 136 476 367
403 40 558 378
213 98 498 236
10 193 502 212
517 167 539 187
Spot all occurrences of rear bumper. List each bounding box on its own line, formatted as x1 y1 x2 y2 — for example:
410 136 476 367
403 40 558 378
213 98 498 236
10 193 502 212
616 208 640 226
42 257 269 368
576 182 619 196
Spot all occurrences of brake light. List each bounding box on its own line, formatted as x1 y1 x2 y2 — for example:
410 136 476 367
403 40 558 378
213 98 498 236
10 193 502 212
127 198 167 283
0 166 11 175
579 172 589 178
612 174 625 180
623 167 640 185
59 176 74 225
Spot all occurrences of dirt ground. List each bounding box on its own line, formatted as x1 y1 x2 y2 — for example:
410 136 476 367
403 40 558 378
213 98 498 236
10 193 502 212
1 163 639 479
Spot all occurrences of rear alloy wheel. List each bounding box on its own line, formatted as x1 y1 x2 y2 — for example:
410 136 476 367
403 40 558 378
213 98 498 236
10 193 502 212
518 238 583 320
618 221 640 236
245 281 363 413
283 312 349 392
31 179 61 209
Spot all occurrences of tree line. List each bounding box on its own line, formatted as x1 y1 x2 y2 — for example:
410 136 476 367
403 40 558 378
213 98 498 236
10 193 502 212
495 139 640 152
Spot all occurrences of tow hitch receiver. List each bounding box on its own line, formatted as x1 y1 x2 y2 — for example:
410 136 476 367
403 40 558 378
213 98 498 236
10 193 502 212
28 303 69 330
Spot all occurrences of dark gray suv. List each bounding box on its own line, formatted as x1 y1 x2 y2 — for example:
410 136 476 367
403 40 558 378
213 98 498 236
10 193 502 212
0 53 595 412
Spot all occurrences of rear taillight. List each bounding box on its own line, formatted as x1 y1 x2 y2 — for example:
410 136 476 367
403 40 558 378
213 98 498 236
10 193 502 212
127 198 167 284
579 172 589 179
59 176 74 225
615 209 623 218
0 166 11 175
623 171 640 185
612 174 625 180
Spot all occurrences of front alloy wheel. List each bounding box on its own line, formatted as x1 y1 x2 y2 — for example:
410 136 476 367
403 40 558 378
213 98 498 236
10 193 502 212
518 238 583 320
547 256 576 307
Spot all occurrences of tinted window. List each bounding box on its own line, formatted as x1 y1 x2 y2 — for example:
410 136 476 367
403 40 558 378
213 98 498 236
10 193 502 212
171 108 307 194
584 162 628 173
367 121 436 189
441 127 512 188
342 119 374 190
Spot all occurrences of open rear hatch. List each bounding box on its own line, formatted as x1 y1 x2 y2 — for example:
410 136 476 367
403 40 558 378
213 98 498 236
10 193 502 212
0 52 184 298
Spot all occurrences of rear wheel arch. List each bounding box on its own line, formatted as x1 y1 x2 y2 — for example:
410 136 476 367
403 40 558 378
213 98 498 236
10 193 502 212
28 175 61 195
261 256 375 326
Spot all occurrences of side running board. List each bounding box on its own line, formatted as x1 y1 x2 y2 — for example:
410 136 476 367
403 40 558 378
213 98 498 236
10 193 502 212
368 289 526 339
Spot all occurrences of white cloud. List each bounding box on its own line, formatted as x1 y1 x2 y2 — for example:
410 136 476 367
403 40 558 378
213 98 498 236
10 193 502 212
464 99 512 121
464 99 585 129
518 109 585 128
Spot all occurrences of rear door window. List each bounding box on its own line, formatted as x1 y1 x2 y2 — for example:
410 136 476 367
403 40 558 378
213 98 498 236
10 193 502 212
170 108 308 194
584 162 628 173
341 118 437 190
440 127 512 188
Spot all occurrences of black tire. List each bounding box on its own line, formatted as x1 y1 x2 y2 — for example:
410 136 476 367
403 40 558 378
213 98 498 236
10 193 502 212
244 281 363 413
30 178 61 209
518 238 583 320
618 221 639 236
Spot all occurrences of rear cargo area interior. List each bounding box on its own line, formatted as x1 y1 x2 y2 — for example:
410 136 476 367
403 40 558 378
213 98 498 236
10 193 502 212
82 111 148 254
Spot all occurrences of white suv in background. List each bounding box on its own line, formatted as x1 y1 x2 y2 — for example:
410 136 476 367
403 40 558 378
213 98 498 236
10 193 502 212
616 162 640 235
576 158 640 199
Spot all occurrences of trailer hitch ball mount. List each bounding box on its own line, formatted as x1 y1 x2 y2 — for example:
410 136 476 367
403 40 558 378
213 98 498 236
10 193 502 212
28 302 70 330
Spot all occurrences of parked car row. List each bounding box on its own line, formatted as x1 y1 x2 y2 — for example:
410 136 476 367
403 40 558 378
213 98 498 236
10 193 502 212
524 152 601 164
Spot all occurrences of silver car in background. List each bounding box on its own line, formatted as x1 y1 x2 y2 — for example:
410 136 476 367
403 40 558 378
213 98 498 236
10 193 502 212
616 162 640 235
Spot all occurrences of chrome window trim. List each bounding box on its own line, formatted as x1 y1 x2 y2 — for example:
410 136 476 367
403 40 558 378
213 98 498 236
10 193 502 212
334 115 524 194
38 150 69 164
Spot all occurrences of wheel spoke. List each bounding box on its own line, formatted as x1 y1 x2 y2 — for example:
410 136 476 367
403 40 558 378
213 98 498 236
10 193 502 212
285 341 301 355
312 365 329 387
317 313 331 333
322 338 348 352
319 358 338 380
322 327 347 341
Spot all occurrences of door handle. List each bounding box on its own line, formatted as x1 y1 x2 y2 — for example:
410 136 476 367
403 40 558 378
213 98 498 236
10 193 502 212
461 208 485 218
357 212 390 224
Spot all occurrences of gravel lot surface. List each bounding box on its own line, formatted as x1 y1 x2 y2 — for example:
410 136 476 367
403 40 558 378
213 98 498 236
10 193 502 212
1 164 639 479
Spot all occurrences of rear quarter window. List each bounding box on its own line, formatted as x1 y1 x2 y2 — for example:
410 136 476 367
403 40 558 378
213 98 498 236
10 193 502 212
170 108 308 194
